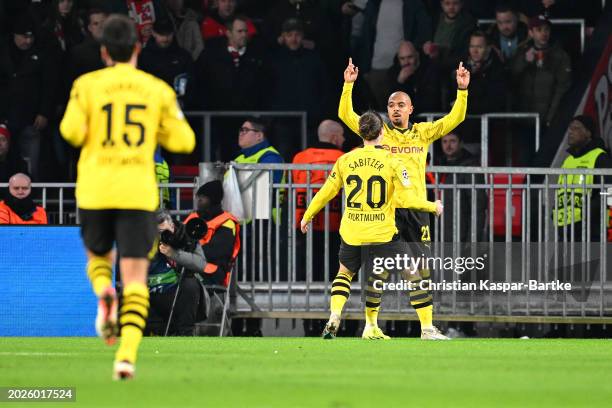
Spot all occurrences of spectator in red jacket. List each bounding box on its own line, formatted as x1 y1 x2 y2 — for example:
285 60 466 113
0 172 47 224
201 0 257 42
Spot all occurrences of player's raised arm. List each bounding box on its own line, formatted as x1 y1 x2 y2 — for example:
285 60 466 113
157 85 196 154
419 61 470 144
338 58 361 136
60 78 88 147
301 161 343 233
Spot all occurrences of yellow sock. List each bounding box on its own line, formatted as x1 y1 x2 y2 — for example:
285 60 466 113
330 271 353 316
116 282 149 364
87 257 112 297
415 305 433 329
365 306 380 326
364 271 386 326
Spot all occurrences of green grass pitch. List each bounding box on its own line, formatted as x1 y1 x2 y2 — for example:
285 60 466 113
1 337 612 407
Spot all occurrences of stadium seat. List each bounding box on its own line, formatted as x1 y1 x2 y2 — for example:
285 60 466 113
490 174 526 238
170 165 199 208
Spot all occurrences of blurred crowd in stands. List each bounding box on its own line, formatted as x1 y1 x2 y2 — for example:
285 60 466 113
0 0 607 183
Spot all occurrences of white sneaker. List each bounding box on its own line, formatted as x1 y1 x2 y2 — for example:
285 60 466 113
421 326 450 340
95 286 118 346
113 361 135 381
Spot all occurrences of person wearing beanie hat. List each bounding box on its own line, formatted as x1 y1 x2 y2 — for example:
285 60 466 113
195 179 224 219
570 115 596 139
554 115 612 242
185 179 240 288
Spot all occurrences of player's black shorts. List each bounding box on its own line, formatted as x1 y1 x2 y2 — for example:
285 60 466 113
395 208 432 258
338 234 409 274
79 209 157 258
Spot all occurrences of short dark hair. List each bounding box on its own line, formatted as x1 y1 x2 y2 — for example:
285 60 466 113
243 116 267 135
443 131 462 141
470 30 490 45
359 111 383 141
86 8 107 26
101 14 138 62
495 2 517 14
224 15 248 31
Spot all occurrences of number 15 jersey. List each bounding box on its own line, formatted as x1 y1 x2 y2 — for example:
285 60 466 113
302 145 437 245
60 63 195 211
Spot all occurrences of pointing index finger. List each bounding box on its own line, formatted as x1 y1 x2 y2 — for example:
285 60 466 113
459 61 464 70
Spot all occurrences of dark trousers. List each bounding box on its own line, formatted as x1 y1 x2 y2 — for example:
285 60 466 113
146 276 201 336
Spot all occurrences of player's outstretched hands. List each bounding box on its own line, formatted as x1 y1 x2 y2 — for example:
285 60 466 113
300 218 310 234
456 61 470 90
434 200 444 216
344 58 359 83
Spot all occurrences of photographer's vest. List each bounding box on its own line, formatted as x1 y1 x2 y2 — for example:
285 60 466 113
554 148 606 227
185 211 240 287
234 145 285 223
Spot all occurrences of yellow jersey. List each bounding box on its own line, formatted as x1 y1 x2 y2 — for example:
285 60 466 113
302 145 436 245
60 63 195 211
339 82 467 205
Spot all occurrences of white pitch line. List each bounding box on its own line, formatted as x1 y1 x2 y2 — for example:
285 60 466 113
0 352 79 356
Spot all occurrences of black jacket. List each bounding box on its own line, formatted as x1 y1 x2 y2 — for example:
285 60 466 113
139 38 195 108
460 51 507 114
487 21 529 63
266 46 330 123
194 37 265 110
67 36 105 87
0 40 56 129
0 151 28 183
387 55 442 114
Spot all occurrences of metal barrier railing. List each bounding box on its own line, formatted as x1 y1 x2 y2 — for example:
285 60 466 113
0 183 198 225
477 18 586 53
3 164 611 322
184 111 308 161
415 112 540 166
229 163 612 322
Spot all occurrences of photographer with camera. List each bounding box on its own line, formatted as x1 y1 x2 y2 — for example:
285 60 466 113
146 210 206 336
185 180 241 287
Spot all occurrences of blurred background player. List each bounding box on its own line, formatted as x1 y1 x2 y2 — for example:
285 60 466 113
339 57 469 339
60 14 195 380
300 111 442 340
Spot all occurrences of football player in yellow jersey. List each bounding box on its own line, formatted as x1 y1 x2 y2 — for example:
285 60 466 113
301 111 443 340
60 15 195 380
338 58 470 340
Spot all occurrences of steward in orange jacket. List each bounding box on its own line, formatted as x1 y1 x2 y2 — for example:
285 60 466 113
0 173 47 225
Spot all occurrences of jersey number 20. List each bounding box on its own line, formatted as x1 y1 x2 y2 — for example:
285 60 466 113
346 175 387 209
